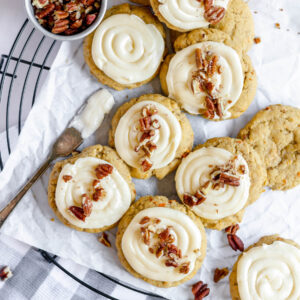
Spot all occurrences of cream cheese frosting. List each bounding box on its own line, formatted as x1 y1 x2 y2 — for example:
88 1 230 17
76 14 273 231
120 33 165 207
175 147 250 220
166 42 243 118
92 14 165 85
158 0 229 30
121 207 203 281
70 89 114 139
237 241 300 300
55 157 131 229
114 100 182 170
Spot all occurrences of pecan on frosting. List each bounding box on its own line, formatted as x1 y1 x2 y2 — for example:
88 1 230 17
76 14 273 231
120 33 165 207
139 217 191 274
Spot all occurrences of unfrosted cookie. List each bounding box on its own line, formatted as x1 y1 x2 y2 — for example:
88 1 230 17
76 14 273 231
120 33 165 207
238 105 300 190
230 235 300 300
151 0 254 52
48 145 135 233
83 4 166 91
175 137 266 230
109 94 194 180
160 28 257 121
116 195 207 287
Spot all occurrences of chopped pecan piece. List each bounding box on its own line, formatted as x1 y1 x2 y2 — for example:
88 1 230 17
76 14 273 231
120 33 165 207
0 266 13 281
165 259 178 268
139 216 150 225
183 193 206 207
93 188 104 201
98 232 111 247
139 117 152 131
179 262 190 274
141 158 152 172
214 267 229 282
69 206 85 221
95 164 113 179
156 246 164 258
82 194 92 217
195 48 204 69
227 234 244 252
159 227 170 242
218 173 240 186
141 228 151 245
62 175 72 182
207 55 219 77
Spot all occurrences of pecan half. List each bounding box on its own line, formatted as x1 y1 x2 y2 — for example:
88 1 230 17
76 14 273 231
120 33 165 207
0 266 13 281
69 206 85 221
214 267 229 282
183 193 206 207
35 3 55 19
225 224 240 235
82 194 92 217
62 175 72 182
192 281 210 300
204 6 226 25
227 234 244 252
95 164 113 179
98 232 111 247
159 227 170 242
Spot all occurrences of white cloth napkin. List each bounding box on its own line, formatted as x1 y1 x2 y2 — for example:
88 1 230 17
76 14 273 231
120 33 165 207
1 0 300 299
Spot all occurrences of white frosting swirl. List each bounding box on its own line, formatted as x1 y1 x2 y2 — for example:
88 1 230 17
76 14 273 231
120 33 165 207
92 14 165 85
175 147 250 220
114 100 182 170
158 0 229 30
55 157 131 229
121 207 203 281
167 42 243 118
237 241 300 300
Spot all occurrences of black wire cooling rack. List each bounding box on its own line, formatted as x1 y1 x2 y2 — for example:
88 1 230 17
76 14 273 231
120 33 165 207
0 19 167 300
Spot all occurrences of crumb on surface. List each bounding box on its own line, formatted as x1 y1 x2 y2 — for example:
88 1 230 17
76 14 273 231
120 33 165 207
254 37 261 44
50 218 55 222
275 23 281 29
254 11 258 14
280 8 283 11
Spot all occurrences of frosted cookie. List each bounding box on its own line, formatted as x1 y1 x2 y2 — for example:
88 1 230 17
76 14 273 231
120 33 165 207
230 235 300 300
109 94 193 179
116 195 207 287
83 4 166 91
238 105 300 191
150 0 254 52
160 29 257 120
48 145 136 233
175 137 266 230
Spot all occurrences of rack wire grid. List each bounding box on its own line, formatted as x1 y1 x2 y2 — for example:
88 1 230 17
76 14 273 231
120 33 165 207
0 18 167 300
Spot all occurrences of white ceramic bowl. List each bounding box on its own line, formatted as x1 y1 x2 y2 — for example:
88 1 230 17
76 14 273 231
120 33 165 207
24 0 107 41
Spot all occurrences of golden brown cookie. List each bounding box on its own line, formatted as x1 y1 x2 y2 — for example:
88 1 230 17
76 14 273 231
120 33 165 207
151 0 254 51
48 145 135 233
160 28 257 121
130 0 150 5
238 105 300 190
175 137 266 230
116 195 207 287
83 3 166 91
230 235 300 300
109 94 194 180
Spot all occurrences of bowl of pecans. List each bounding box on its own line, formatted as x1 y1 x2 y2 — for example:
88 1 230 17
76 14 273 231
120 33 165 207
25 0 107 41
